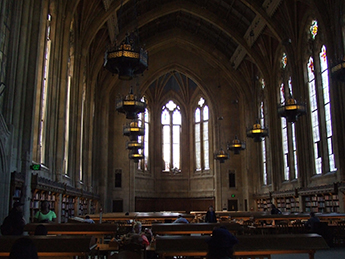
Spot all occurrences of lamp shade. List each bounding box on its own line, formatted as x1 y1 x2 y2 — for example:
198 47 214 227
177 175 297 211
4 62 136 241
215 148 229 163
246 121 268 142
278 97 306 123
228 136 246 154
116 89 146 119
104 34 148 80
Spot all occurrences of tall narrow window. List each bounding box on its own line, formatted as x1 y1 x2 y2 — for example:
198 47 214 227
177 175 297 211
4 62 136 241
79 82 85 181
229 171 236 188
319 45 336 172
279 52 299 181
306 20 336 175
64 20 75 176
281 86 289 180
115 170 122 188
307 57 321 174
261 100 268 185
194 97 209 171
260 78 268 185
39 14 52 164
292 123 298 178
138 102 149 171
162 100 181 171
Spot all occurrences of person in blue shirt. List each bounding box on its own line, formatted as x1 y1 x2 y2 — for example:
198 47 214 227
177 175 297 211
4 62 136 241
173 215 189 223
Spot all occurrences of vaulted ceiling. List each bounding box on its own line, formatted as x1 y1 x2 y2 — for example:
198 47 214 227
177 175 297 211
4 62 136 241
69 0 315 103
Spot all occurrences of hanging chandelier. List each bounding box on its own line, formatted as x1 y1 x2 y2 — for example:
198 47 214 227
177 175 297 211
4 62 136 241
104 33 148 80
123 120 145 162
215 148 229 163
278 96 306 123
246 120 269 142
331 59 345 82
227 136 246 154
116 88 146 119
128 151 144 163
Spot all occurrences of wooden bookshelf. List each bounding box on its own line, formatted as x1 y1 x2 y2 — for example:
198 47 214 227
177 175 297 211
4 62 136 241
276 196 300 212
303 194 339 213
256 198 272 212
61 195 76 223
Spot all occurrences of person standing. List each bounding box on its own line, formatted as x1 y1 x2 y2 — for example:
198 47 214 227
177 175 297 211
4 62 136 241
205 205 217 223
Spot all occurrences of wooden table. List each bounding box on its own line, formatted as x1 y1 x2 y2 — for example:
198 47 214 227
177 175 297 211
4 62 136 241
152 222 244 235
0 235 93 258
24 223 119 235
154 233 329 259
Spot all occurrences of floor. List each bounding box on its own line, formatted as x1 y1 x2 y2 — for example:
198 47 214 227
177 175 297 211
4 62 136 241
271 247 345 259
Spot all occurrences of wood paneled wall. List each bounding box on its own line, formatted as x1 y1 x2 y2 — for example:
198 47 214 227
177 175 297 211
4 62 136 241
135 197 215 212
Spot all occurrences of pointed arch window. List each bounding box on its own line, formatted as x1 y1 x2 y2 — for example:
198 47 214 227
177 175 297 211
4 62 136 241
319 46 336 172
162 100 181 172
279 52 299 180
307 57 322 174
194 97 210 171
306 20 336 174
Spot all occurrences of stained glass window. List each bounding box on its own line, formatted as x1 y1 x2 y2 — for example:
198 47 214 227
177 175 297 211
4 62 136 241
310 20 318 39
281 53 287 69
307 57 322 174
319 45 336 172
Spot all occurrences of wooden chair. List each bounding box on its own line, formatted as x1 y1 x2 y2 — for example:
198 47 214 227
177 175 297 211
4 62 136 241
118 243 144 259
333 221 345 246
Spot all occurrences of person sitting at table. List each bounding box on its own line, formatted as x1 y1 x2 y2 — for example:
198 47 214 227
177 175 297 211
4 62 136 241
305 212 320 231
125 221 151 247
271 204 282 215
34 200 56 223
205 205 217 223
84 215 95 224
173 215 189 223
206 226 239 259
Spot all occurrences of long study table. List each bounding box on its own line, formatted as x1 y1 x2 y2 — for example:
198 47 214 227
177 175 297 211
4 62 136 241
24 223 119 235
154 233 329 259
0 235 93 258
152 222 244 235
